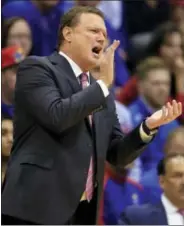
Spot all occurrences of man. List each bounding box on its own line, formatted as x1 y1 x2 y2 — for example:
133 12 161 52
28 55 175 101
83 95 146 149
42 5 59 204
2 6 182 225
119 153 184 225
128 56 180 174
141 126 184 199
2 46 25 118
64 0 130 87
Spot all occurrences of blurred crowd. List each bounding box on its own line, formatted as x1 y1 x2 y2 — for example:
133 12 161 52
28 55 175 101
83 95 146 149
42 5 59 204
1 0 184 224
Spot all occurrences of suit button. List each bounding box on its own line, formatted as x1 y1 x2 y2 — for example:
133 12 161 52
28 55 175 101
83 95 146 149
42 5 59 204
88 144 92 147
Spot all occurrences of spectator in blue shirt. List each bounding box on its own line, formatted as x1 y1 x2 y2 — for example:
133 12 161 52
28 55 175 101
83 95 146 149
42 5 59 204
128 56 180 175
2 0 64 56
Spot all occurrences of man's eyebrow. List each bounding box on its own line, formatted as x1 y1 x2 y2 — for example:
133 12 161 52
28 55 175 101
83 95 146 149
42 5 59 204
87 26 107 38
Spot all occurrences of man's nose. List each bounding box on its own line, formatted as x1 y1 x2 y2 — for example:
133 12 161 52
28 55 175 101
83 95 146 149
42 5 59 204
7 134 13 144
97 32 105 43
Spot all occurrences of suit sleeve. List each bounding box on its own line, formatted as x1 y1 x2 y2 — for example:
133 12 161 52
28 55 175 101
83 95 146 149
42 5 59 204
107 95 149 167
15 57 106 134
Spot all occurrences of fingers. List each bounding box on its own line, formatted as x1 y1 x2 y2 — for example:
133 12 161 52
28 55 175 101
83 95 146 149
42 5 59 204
110 40 120 51
161 105 168 121
106 40 120 52
163 100 182 122
172 100 182 117
167 102 173 119
178 102 182 115
172 100 179 115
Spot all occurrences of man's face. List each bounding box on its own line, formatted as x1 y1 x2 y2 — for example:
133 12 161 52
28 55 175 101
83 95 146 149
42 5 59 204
172 6 184 27
8 19 32 57
2 119 13 157
2 66 17 97
139 69 170 109
159 157 184 208
160 32 183 66
66 13 107 71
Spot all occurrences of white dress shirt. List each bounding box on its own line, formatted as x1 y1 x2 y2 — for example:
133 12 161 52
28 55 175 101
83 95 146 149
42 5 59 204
59 51 109 97
161 194 184 225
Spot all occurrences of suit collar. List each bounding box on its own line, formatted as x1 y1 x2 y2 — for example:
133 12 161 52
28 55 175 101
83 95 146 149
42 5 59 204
58 51 90 79
49 51 93 84
152 201 168 225
48 51 82 91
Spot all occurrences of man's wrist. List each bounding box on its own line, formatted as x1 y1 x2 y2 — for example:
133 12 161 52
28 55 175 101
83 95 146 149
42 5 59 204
142 119 158 136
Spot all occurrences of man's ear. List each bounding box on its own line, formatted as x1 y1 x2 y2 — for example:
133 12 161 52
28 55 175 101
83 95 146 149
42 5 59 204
159 175 165 190
62 26 73 43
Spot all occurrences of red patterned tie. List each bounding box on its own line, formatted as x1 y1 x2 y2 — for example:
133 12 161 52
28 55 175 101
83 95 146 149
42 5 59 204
80 73 94 201
178 209 184 217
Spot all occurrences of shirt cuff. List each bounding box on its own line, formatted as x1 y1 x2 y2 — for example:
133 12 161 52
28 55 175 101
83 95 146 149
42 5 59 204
97 80 109 97
139 123 153 143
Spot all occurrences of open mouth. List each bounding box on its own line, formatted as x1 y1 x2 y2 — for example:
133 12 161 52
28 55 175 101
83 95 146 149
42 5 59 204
92 46 102 57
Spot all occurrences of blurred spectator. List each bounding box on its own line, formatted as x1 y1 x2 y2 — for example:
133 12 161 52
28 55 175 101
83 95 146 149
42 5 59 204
170 0 184 40
98 162 156 225
124 0 170 37
2 17 32 56
2 0 64 56
2 118 13 183
141 126 184 199
2 46 25 118
116 22 184 123
128 57 179 173
119 153 184 225
125 0 170 66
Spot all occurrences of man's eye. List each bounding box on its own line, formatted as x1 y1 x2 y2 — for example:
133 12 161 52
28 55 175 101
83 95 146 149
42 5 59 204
91 29 98 33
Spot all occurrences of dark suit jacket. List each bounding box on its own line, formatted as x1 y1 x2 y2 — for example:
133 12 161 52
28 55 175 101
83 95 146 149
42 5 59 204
2 52 149 225
118 202 168 225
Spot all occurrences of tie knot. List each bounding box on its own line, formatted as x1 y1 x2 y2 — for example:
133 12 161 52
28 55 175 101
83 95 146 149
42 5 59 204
80 73 89 89
178 209 184 216
80 73 88 82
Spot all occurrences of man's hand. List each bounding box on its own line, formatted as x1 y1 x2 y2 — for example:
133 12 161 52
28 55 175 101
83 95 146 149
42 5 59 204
98 39 120 87
145 100 182 130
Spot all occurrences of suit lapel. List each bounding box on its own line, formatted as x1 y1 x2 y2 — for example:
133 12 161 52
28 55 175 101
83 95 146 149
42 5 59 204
152 202 168 225
48 52 81 94
48 53 107 136
90 74 108 146
90 75 102 134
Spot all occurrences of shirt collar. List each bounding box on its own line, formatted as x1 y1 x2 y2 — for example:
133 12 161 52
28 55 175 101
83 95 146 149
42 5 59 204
161 194 178 214
59 51 90 79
